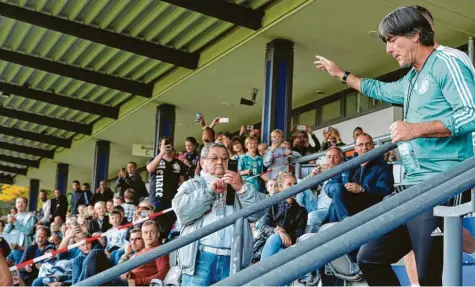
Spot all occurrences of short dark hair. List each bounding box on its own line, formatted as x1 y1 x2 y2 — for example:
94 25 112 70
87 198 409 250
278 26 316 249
112 205 125 214
411 5 433 22
72 180 80 185
39 190 47 195
378 6 434 47
37 226 51 238
231 136 244 146
82 183 90 188
128 162 137 168
353 127 363 133
130 227 142 235
185 137 198 147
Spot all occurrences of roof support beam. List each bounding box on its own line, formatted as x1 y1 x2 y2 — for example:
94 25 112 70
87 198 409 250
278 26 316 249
0 82 119 119
0 49 153 97
0 107 93 135
0 3 199 69
0 154 40 168
162 0 264 30
0 174 14 184
0 142 54 159
0 126 71 148
0 164 27 176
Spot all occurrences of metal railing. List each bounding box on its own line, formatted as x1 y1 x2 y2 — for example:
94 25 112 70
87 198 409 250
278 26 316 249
293 134 392 179
74 140 397 286
76 133 474 286
229 163 475 286
216 157 475 286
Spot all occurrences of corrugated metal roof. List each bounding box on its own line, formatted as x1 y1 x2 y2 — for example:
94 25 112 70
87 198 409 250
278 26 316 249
0 0 271 182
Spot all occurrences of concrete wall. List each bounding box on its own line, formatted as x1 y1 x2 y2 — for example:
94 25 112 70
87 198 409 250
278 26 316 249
312 106 403 144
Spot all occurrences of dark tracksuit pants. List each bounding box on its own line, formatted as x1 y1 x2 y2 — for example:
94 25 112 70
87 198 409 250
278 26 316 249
356 184 466 286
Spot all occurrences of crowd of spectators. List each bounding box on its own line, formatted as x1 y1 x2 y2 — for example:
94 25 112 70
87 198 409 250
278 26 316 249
0 108 396 286
1 5 475 286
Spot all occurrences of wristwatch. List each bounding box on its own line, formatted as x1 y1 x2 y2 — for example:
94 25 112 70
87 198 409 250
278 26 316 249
341 71 351 84
360 185 366 193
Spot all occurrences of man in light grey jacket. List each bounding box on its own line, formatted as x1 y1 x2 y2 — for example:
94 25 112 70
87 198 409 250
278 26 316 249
172 143 266 286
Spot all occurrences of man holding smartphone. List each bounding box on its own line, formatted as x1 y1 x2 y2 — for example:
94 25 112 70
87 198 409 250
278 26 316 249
147 137 187 239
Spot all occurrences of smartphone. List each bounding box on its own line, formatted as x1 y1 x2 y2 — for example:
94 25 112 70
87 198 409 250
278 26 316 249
164 139 172 148
226 160 238 205
219 118 229 124
296 125 307 131
195 113 202 123
140 211 149 218
246 125 253 131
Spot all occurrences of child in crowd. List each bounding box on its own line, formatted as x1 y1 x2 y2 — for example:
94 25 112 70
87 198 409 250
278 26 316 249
121 189 136 223
231 136 246 160
49 234 62 249
113 196 124 207
33 244 73 286
106 211 129 255
77 205 87 218
239 136 264 192
266 179 278 196
281 141 302 158
50 222 62 237
112 205 128 225
87 205 95 218
106 200 114 216
263 129 292 180
258 143 268 157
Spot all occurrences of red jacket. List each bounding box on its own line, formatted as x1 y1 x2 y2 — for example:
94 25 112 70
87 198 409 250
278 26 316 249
131 245 170 286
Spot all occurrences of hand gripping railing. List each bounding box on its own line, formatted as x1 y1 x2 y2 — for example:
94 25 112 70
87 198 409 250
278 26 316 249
216 157 475 286
74 141 397 286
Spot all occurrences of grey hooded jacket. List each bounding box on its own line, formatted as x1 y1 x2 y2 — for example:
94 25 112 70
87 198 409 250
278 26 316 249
172 175 266 276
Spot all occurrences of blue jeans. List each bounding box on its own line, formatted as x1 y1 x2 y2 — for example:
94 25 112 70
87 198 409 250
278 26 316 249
110 248 125 265
261 234 286 259
181 251 230 286
307 209 329 232
295 189 318 213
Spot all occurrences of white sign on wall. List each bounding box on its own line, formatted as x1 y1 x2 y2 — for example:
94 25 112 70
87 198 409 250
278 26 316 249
132 144 154 157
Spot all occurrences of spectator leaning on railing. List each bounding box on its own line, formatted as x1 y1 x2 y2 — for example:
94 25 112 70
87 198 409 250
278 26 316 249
315 6 475 286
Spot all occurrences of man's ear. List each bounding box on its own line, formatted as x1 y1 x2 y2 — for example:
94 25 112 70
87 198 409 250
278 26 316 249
200 158 205 169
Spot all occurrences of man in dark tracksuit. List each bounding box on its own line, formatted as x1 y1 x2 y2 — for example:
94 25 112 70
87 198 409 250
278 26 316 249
327 134 393 222
70 180 92 215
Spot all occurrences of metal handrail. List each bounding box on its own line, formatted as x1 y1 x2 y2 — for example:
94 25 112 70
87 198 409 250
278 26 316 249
216 156 475 286
74 141 397 286
293 134 392 164
245 164 475 286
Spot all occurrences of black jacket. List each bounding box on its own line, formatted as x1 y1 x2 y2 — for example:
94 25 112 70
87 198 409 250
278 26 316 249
87 216 112 234
70 190 93 215
51 194 68 220
90 188 114 205
260 200 307 244
115 173 148 201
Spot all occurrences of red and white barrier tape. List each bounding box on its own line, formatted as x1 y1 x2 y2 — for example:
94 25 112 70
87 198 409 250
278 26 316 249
9 208 174 271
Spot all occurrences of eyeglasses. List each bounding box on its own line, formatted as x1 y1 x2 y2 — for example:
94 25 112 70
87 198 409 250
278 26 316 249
356 143 373 148
131 238 143 242
205 156 229 163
